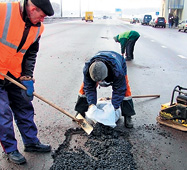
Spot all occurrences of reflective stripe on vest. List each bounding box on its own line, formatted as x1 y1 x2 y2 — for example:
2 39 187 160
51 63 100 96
0 2 44 80
0 3 40 54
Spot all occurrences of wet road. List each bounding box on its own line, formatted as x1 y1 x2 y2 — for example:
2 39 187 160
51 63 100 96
0 18 187 169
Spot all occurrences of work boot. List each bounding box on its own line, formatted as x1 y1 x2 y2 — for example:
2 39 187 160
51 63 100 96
124 116 133 128
125 58 132 61
7 150 26 164
24 142 51 152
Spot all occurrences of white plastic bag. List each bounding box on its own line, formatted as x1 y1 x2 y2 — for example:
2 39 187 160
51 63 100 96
85 100 121 128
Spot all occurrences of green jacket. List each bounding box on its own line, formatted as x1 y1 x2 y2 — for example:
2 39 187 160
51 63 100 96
116 31 140 54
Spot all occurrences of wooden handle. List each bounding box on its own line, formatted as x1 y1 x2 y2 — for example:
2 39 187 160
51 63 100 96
132 95 160 98
100 95 160 101
33 92 77 120
0 72 77 121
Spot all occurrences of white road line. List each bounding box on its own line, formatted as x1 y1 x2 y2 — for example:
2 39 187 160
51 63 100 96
151 40 155 42
178 55 187 59
161 45 167 48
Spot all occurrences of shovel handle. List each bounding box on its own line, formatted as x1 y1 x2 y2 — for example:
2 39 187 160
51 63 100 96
132 94 160 98
33 93 77 121
0 72 78 121
101 94 160 101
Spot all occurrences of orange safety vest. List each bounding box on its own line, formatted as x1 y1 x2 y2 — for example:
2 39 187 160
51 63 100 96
0 2 44 80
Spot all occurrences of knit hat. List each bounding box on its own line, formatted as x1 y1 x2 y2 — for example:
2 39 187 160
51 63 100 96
89 61 108 82
31 0 54 16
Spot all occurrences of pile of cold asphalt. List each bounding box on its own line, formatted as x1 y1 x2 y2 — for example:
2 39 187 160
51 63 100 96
50 123 137 170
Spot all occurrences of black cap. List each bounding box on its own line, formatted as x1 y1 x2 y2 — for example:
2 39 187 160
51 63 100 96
31 0 54 16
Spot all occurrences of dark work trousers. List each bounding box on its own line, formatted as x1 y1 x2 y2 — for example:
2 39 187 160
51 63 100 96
120 99 136 117
126 37 139 59
0 82 39 153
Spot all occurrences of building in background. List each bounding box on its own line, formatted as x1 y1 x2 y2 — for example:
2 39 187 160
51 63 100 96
162 0 187 22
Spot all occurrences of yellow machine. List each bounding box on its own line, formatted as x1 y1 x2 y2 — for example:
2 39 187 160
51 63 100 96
85 11 93 22
157 85 187 131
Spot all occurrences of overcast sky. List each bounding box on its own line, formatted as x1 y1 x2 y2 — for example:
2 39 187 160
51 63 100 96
52 0 162 12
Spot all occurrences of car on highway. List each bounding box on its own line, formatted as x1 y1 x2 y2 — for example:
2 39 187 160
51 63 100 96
130 18 139 24
103 16 108 19
141 15 152 25
150 17 166 28
178 19 187 32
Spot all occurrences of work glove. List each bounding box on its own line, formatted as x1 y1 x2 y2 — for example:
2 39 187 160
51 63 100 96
20 78 34 102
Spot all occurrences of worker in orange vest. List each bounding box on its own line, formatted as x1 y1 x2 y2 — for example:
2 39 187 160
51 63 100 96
0 0 54 164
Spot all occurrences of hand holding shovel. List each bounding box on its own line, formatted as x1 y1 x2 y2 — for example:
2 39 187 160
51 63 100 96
0 72 93 135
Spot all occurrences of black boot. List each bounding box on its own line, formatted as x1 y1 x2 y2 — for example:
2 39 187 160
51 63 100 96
24 142 51 152
124 116 133 128
7 150 26 164
125 57 132 61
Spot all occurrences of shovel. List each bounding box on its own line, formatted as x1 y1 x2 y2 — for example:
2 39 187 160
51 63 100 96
0 72 93 135
132 94 160 98
100 94 160 101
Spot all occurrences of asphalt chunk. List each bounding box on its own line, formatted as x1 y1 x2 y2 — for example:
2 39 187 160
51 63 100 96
50 123 137 170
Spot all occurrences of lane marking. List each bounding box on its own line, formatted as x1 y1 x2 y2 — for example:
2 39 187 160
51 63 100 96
178 55 187 59
161 45 167 48
151 40 155 42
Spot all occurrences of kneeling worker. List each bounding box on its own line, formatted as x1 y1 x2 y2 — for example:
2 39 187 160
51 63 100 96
75 51 136 128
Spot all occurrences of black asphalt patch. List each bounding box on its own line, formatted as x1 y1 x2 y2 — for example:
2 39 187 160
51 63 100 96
50 123 137 170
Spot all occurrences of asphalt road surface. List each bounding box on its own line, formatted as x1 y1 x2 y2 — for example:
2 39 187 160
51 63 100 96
0 18 187 170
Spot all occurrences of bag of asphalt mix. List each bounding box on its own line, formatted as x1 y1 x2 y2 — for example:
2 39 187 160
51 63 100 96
85 100 121 128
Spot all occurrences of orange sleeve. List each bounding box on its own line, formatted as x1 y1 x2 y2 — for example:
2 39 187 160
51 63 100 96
125 75 132 96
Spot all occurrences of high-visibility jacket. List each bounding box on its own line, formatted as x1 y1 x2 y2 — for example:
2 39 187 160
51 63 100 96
0 2 44 80
116 31 140 54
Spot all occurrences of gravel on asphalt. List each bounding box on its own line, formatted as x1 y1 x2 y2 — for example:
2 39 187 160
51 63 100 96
50 123 137 170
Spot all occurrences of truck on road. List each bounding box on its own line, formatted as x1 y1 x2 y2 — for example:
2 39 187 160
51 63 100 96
85 11 93 22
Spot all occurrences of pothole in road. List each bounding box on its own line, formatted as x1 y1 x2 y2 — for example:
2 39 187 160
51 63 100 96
50 123 137 170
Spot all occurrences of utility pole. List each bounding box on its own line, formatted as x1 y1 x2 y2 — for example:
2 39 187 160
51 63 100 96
60 0 63 17
79 0 81 17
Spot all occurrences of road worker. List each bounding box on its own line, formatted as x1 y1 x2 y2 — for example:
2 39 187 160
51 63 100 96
113 30 140 61
75 51 136 128
0 0 54 164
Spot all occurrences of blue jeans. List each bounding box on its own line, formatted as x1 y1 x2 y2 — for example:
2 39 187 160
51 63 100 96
169 22 172 28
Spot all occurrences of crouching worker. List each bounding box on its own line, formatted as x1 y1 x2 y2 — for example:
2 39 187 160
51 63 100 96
74 51 136 128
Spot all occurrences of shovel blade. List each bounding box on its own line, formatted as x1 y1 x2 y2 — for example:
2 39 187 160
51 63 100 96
75 113 93 135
